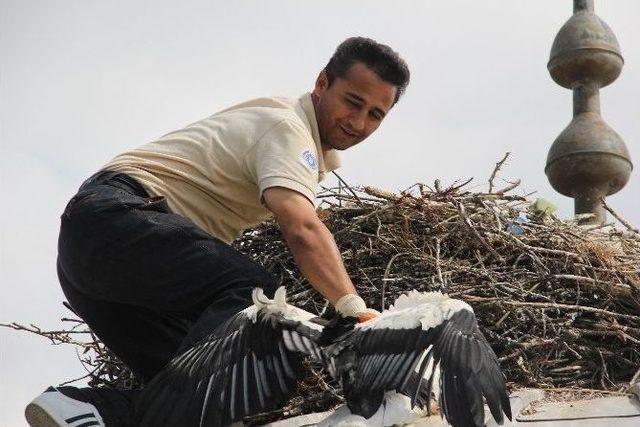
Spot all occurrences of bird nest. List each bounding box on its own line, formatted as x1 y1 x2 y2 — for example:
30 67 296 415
4 158 639 424
235 174 640 423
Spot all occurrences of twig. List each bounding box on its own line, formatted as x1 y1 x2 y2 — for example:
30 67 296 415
602 198 640 236
381 252 409 309
458 202 505 263
466 296 640 321
488 152 510 193
495 179 521 195
331 171 363 206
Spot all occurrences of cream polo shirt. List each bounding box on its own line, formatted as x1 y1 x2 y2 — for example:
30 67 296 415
103 93 341 243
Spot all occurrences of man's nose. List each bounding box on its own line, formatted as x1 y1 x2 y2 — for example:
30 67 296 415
348 111 367 134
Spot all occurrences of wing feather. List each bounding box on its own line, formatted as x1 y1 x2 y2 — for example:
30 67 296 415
229 362 238 421
340 297 511 427
391 350 418 389
383 353 405 389
242 354 250 415
440 310 510 427
252 351 268 405
270 353 289 394
360 354 376 377
412 348 435 407
135 291 326 427
199 375 216 426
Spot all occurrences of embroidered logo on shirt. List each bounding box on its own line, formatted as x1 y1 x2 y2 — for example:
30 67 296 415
301 150 318 170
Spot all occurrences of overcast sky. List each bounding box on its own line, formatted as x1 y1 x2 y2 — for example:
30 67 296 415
1 1 638 426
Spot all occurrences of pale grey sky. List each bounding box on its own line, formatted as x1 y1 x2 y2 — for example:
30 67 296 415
1 1 638 426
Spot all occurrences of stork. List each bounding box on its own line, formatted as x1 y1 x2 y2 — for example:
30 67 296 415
135 287 512 427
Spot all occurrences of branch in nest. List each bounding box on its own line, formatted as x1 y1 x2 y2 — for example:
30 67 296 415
488 152 511 193
601 198 640 236
0 322 92 347
331 171 363 206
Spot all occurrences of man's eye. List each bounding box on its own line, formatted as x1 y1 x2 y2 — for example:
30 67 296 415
346 99 360 107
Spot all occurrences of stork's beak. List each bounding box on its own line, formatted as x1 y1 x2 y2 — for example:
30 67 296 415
356 312 377 323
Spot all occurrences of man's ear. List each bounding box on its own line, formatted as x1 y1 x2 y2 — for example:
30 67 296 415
314 70 329 95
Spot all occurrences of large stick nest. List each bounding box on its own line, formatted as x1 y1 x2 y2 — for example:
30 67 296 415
5 159 639 424
235 176 640 423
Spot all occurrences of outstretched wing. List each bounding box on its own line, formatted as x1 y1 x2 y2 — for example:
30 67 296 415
343 293 511 427
135 287 325 427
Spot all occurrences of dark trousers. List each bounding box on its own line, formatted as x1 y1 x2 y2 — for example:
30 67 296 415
56 171 278 426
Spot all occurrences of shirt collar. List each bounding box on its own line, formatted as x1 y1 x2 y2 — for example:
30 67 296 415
297 93 341 173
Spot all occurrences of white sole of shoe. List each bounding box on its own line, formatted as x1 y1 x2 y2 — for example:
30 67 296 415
25 389 104 427
25 402 61 427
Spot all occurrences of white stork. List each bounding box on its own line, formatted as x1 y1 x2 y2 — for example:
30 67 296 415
135 287 512 427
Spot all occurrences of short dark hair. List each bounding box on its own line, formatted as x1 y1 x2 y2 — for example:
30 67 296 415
324 37 410 104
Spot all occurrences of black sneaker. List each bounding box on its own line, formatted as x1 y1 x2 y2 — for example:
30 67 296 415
25 386 105 427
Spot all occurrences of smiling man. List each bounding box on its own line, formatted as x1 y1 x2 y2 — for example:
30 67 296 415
26 37 409 427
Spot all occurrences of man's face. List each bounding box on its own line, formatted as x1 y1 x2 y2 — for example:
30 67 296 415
312 62 397 151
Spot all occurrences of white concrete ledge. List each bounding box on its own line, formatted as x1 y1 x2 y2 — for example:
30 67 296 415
259 389 640 427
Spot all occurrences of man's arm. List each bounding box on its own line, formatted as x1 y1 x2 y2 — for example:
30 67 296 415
263 186 359 307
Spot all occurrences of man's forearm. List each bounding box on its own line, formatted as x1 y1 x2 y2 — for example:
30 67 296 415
281 219 357 305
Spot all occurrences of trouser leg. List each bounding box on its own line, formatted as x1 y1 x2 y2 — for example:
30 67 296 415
58 265 192 382
57 269 192 427
56 172 279 426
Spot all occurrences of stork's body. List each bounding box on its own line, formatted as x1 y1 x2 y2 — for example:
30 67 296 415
136 288 511 427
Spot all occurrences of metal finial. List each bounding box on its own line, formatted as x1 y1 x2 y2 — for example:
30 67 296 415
545 0 632 224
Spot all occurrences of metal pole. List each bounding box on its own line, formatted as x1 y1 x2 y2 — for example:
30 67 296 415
574 0 594 13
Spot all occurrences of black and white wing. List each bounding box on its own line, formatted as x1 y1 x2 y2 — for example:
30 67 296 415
135 287 326 427
338 290 512 427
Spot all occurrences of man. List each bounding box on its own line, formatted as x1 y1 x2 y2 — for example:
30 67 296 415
26 36 410 427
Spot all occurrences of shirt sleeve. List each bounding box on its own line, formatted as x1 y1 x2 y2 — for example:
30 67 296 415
244 119 320 205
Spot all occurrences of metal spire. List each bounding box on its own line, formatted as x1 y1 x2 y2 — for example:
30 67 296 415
545 0 632 223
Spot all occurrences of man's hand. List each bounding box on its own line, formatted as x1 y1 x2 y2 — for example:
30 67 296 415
334 293 379 322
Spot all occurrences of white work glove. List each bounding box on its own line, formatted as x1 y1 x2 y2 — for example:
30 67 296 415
335 294 380 323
